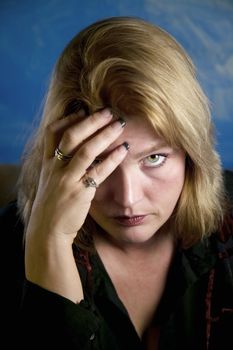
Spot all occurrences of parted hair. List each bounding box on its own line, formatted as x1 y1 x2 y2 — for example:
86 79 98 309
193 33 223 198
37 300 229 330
17 16 227 248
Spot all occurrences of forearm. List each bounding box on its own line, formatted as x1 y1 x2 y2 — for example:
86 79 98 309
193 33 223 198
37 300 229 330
25 233 84 303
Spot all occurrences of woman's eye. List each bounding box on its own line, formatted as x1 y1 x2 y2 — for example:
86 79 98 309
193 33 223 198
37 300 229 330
143 154 167 167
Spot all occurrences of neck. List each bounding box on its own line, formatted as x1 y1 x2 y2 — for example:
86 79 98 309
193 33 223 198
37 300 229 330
94 228 175 267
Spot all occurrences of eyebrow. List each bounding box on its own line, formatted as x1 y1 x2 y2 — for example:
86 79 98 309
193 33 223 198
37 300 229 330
97 140 171 160
134 141 172 159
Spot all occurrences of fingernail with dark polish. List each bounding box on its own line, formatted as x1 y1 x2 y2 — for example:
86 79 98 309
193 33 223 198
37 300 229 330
122 142 130 150
118 118 126 128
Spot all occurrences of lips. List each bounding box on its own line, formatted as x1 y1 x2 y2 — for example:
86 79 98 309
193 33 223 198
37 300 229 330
114 215 146 226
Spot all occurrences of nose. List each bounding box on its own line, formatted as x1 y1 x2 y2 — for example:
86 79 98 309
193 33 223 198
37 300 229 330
111 165 143 208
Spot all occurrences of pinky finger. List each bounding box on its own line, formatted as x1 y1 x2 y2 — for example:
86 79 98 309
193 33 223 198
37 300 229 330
88 142 130 186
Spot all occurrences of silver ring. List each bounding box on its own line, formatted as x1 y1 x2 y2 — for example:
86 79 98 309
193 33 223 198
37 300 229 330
54 147 73 161
83 175 98 189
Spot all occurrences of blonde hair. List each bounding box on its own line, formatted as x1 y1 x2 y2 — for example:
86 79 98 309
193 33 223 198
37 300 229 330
17 16 227 248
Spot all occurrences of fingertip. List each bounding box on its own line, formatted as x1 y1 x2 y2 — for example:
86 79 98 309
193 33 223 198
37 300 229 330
122 142 130 151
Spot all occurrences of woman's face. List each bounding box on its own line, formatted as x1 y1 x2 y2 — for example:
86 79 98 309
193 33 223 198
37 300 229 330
89 115 186 246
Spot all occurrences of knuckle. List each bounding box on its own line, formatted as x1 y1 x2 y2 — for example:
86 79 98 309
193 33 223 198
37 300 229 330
105 148 126 168
104 126 112 136
91 111 102 124
92 109 112 123
62 128 76 144
102 125 121 142
46 121 56 135
102 126 115 139
92 164 101 178
106 155 119 170
78 145 92 161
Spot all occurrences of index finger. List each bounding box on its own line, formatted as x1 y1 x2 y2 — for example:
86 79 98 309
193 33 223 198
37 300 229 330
44 109 86 159
54 108 113 158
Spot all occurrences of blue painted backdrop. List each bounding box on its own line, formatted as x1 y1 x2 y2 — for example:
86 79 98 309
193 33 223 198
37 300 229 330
0 0 233 169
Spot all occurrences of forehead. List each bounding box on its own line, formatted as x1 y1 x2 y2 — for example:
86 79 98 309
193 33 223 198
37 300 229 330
108 114 170 154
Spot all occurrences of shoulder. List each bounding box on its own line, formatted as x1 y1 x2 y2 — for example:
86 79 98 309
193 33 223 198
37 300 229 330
224 169 233 203
216 169 233 242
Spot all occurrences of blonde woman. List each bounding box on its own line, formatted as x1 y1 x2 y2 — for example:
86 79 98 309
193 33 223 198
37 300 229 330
1 16 232 349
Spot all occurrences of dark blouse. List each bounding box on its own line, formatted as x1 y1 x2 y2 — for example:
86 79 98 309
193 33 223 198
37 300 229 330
1 201 233 349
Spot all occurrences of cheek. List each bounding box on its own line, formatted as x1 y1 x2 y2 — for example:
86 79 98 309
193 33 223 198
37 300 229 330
91 184 110 203
167 163 185 189
149 159 185 204
164 153 186 186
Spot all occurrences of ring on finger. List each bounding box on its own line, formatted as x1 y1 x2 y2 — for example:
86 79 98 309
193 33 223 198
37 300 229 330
82 174 98 189
54 147 73 162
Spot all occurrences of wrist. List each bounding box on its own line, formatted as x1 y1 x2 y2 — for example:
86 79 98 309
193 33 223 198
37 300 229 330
25 233 83 303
